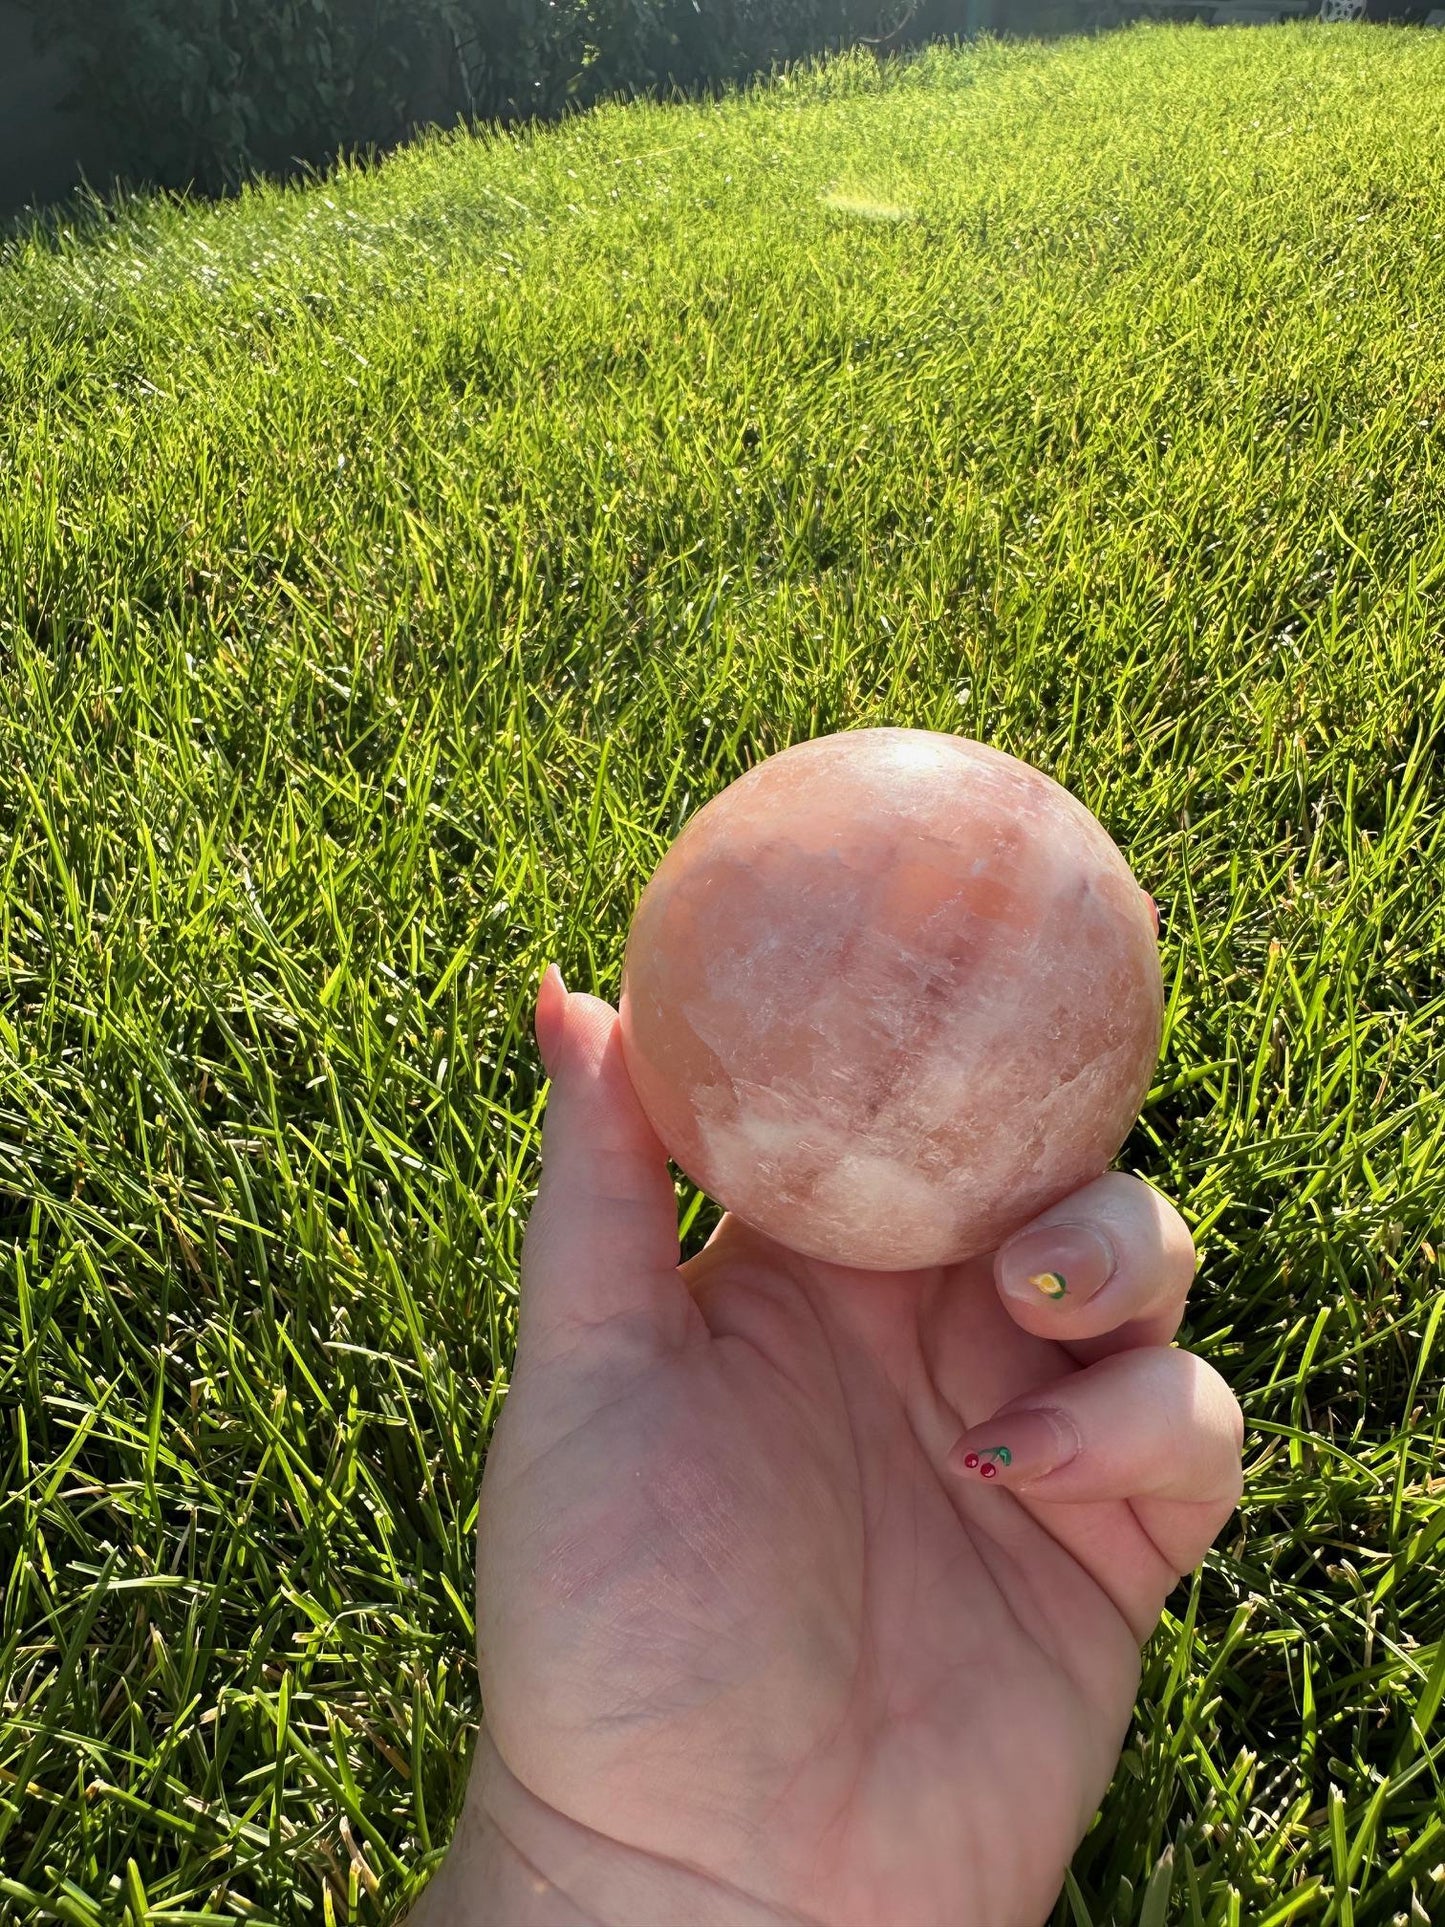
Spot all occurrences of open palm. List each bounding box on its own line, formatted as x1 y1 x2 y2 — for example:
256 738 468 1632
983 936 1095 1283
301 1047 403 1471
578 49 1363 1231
453 977 1242 1927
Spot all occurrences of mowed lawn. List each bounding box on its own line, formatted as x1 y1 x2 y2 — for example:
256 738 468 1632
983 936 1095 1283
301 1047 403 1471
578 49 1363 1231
3 19 1445 1923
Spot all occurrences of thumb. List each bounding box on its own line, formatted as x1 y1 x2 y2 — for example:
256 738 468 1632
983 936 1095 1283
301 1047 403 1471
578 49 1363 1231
518 966 693 1365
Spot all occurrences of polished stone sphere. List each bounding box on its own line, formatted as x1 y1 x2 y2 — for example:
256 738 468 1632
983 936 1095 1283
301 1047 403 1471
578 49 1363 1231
618 728 1163 1271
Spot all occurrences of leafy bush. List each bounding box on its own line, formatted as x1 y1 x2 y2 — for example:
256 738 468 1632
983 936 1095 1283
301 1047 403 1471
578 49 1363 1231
21 0 1152 201
23 0 972 196
26 0 472 190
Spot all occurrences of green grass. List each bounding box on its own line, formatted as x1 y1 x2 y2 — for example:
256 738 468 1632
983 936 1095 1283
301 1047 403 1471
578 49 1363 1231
2 17 1445 1922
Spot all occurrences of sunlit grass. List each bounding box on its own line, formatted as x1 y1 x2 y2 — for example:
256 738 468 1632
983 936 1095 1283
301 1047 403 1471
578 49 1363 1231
819 185 918 218
2 19 1445 1923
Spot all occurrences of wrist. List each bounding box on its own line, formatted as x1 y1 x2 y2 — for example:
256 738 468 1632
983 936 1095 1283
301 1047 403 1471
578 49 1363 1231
409 1724 815 1927
407 1734 594 1926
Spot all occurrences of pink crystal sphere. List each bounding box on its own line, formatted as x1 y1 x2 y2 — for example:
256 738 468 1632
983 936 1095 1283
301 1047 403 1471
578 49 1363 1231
618 728 1163 1271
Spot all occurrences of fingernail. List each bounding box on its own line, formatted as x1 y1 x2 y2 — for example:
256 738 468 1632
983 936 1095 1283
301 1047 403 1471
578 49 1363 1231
535 963 568 1075
1144 891 1160 938
947 1404 1081 1486
996 1222 1115 1310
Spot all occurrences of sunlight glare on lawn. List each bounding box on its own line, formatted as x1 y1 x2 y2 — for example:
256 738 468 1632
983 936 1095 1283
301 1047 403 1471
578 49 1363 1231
819 183 917 220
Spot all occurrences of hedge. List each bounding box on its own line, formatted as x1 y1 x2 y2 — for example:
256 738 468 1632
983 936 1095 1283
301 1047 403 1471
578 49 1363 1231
17 0 1130 199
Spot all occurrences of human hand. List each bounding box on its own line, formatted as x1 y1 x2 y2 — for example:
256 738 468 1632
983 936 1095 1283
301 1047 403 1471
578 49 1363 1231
417 968 1243 1927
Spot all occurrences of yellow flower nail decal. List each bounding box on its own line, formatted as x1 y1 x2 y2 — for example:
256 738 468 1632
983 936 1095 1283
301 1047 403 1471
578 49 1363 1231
1028 1270 1068 1301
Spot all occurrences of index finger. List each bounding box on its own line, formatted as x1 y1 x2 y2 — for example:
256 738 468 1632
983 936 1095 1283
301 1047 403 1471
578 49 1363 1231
989 1170 1198 1363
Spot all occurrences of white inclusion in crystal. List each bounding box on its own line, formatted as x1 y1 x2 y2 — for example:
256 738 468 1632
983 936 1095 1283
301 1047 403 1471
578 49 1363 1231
710 1105 808 1169
694 1102 812 1207
695 1092 957 1263
680 997 756 1065
808 1151 956 1260
900 987 1023 1131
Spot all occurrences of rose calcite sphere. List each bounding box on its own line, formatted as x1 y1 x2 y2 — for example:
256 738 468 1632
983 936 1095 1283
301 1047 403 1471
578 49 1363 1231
618 728 1163 1271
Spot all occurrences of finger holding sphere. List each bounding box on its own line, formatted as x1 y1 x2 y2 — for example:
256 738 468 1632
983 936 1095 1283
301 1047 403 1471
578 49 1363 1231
946 1344 1245 1617
990 1170 1199 1357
